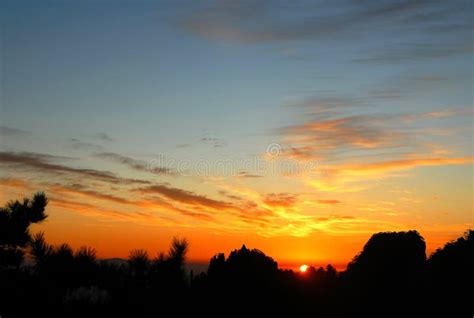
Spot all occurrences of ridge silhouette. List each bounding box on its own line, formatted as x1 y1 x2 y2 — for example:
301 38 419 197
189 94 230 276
0 193 472 317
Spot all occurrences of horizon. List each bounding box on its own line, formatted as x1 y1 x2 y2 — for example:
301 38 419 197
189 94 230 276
1 0 473 269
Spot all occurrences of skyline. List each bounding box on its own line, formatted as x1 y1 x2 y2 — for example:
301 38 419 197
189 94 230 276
0 0 473 267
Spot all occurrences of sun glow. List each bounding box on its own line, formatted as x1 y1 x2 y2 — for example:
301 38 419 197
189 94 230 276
299 264 309 272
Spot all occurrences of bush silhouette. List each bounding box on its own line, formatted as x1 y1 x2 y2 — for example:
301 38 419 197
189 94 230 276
0 192 48 268
128 249 149 277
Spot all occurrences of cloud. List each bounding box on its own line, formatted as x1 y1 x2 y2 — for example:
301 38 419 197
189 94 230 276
68 138 105 152
353 43 473 64
91 132 115 142
181 0 472 45
136 184 234 210
273 94 473 191
281 114 407 160
200 137 227 148
279 104 467 162
0 126 30 137
308 156 474 192
95 152 174 175
136 184 275 226
218 190 244 201
339 157 474 175
49 197 158 223
317 199 341 205
0 151 151 185
236 171 263 178
52 184 133 205
0 178 30 189
263 193 298 208
49 183 215 222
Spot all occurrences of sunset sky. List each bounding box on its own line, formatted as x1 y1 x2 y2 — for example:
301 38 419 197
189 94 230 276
1 0 472 269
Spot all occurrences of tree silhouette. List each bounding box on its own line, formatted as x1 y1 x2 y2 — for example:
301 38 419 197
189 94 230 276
150 237 189 294
342 230 426 315
0 192 48 268
426 230 473 315
166 237 189 269
128 249 149 276
29 231 53 267
75 246 97 265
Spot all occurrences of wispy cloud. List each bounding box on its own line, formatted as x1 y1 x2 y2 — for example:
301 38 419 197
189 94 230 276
95 152 174 175
68 138 105 152
0 151 151 185
236 171 263 179
0 126 30 137
317 199 341 205
308 156 473 192
353 43 473 64
200 137 227 148
91 132 115 142
338 157 474 174
181 0 472 46
263 193 298 208
279 102 469 162
136 184 234 210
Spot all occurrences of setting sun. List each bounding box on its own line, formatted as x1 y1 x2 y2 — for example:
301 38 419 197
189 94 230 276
300 264 309 273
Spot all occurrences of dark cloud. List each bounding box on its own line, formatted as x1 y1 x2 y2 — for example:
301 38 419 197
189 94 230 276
137 184 272 223
137 184 234 210
0 151 151 185
95 152 174 175
49 197 155 222
353 43 473 64
91 132 115 142
181 0 472 44
54 184 133 205
181 0 473 66
69 138 105 152
0 126 30 137
218 190 244 201
236 171 263 178
200 137 227 148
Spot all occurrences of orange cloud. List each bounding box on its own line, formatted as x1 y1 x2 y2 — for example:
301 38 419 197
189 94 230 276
338 156 474 175
317 199 341 205
263 193 298 208
137 184 234 210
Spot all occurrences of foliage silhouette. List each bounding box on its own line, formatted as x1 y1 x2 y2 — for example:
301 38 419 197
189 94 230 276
426 230 473 315
0 192 47 268
0 193 472 317
340 230 427 315
128 249 149 276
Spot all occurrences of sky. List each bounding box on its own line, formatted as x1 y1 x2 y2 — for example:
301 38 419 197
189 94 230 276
0 0 473 269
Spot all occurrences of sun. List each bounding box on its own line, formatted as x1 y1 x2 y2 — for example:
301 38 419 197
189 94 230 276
299 264 309 273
